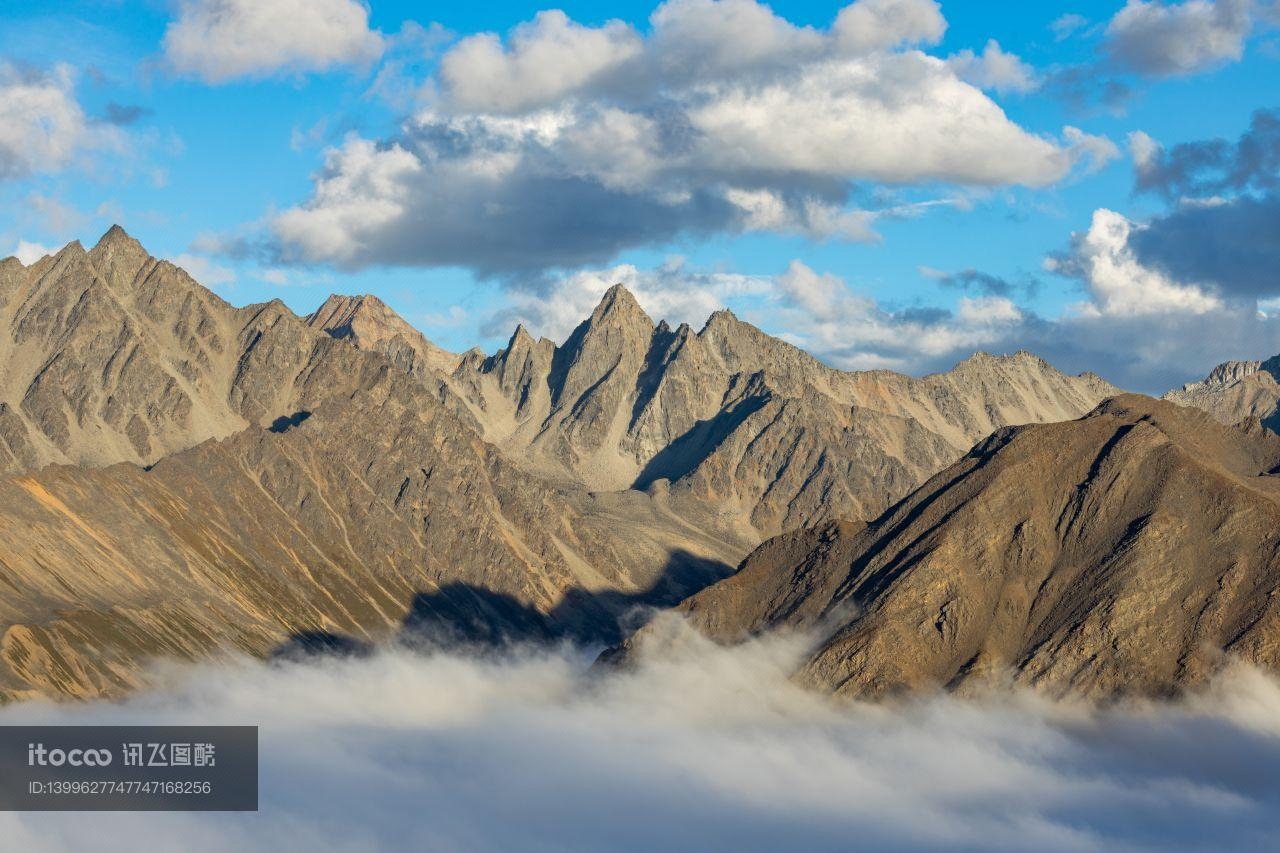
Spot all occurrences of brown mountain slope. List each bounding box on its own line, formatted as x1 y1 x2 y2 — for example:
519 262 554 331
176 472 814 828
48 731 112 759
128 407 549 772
306 293 461 377
404 284 1119 537
3 227 1115 542
0 226 450 474
0 336 746 701
630 395 1280 700
0 227 1125 700
1164 357 1280 431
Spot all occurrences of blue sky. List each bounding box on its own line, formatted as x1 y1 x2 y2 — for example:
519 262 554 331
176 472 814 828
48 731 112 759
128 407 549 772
2 0 1279 391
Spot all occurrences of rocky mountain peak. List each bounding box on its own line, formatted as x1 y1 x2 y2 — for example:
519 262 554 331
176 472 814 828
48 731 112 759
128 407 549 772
508 323 536 350
91 223 141 254
587 283 653 331
88 225 151 287
307 292 459 376
53 239 86 260
1207 360 1262 386
309 294 387 338
702 307 740 331
627 391 1280 700
1164 353 1280 431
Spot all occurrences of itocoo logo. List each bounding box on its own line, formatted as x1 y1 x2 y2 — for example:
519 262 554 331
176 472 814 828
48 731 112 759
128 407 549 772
27 743 112 767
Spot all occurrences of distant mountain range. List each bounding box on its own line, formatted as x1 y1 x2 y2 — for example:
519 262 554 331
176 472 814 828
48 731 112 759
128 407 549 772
1 226 1275 702
1164 356 1280 432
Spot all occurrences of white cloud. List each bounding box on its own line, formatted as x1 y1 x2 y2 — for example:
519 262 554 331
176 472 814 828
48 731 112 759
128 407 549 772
772 260 1026 370
1105 0 1255 77
487 258 772 341
272 137 422 265
0 64 122 180
163 0 384 84
501 204 1271 391
725 188 882 241
1128 129 1163 176
681 54 1081 185
649 0 823 77
11 240 54 265
423 305 469 329
264 1 1113 273
831 0 947 54
1050 13 1091 41
3 624 1280 851
173 253 237 287
440 11 642 113
1053 208 1223 316
948 40 1039 94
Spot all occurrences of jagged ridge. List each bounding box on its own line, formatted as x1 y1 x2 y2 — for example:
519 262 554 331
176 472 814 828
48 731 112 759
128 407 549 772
629 395 1280 700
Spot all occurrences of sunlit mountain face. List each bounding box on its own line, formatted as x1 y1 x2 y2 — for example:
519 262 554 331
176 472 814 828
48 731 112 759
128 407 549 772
2 1 1280 851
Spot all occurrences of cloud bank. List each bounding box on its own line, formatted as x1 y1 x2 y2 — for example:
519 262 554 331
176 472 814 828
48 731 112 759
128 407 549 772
2 621 1279 852
0 63 123 181
1104 0 1256 77
478 200 1280 393
163 0 384 84
266 0 1112 275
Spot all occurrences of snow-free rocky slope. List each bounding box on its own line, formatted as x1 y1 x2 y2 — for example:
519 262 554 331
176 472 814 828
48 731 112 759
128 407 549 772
1165 357 1280 432
623 396 1280 700
0 228 1117 700
317 280 1118 538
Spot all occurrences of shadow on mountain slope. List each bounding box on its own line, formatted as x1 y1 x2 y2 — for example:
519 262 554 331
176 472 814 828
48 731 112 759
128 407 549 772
271 548 736 659
270 631 374 662
632 393 770 489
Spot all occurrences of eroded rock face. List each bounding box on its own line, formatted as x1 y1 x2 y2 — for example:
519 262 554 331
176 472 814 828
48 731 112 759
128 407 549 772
634 395 1280 700
0 227 1123 700
439 286 1118 538
1165 356 1280 431
0 227 374 473
306 293 461 377
0 379 744 700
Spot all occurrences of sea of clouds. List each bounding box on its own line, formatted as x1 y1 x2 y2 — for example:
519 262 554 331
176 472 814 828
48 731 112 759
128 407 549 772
2 617 1278 852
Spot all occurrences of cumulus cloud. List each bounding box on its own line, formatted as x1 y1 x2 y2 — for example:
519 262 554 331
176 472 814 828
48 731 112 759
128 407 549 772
483 258 773 341
264 0 1109 275
2 623 1280 851
769 260 1028 371
1050 13 1091 41
0 63 122 180
10 240 54 265
439 11 642 114
972 203 1280 390
1049 208 1223 316
831 0 947 54
650 0 824 79
173 253 237 288
1129 195 1280 300
947 40 1039 94
1104 0 1256 77
163 0 384 84
1125 111 1280 301
1131 108 1280 199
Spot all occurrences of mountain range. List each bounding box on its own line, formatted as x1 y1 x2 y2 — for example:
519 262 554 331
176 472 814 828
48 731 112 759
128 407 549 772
0 226 1275 702
619 395 1280 699
1164 356 1280 432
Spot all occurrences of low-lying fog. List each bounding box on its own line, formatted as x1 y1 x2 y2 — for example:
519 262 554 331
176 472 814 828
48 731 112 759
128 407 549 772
3 616 1278 852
